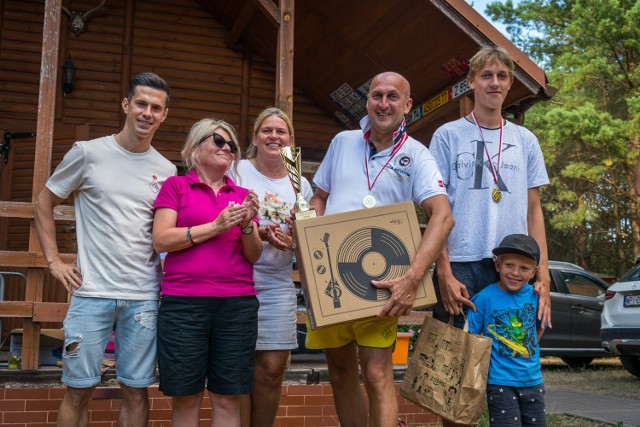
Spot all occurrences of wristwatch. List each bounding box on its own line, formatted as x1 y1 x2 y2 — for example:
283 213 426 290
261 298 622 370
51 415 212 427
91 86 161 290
241 224 254 235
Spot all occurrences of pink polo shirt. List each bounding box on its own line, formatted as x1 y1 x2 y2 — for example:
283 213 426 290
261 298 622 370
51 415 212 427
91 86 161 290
154 170 258 297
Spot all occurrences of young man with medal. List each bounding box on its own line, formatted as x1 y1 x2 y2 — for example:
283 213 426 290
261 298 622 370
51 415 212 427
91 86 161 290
307 71 454 427
429 46 551 426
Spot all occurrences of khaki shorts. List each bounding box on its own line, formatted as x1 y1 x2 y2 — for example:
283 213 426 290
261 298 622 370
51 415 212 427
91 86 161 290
305 315 398 349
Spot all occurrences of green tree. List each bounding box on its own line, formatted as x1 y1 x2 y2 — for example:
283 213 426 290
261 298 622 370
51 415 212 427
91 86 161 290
487 0 640 276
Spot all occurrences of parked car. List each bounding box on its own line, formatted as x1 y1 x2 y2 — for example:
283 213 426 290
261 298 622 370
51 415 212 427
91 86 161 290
601 261 640 378
540 261 609 368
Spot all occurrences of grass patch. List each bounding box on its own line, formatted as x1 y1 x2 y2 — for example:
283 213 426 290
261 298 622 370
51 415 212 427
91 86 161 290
542 357 639 400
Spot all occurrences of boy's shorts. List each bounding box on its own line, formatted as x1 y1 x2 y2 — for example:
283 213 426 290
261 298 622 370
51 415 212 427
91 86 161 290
62 296 159 388
487 383 546 426
305 316 398 349
157 295 259 396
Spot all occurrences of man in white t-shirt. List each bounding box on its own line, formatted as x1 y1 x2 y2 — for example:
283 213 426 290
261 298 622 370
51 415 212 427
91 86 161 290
34 73 176 427
307 71 454 427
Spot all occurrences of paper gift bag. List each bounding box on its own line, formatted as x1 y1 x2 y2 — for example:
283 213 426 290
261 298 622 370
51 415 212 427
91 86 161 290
400 316 491 424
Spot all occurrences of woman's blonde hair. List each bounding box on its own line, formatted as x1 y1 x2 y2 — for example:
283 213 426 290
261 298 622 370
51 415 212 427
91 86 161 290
467 46 515 80
181 118 241 173
244 107 294 159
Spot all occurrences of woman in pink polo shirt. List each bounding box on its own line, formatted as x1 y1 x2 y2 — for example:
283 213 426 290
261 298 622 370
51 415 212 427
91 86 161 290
152 118 262 427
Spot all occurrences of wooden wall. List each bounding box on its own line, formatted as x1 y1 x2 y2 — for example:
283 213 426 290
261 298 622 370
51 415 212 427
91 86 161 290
0 0 341 340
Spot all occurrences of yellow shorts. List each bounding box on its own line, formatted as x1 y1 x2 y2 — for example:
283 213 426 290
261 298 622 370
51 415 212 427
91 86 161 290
305 316 398 349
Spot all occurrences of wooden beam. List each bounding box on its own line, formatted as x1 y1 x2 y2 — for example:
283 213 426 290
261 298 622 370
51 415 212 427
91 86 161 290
33 302 69 322
275 0 294 119
0 302 67 326
0 251 76 268
225 0 257 49
0 302 33 318
255 0 280 27
0 201 75 221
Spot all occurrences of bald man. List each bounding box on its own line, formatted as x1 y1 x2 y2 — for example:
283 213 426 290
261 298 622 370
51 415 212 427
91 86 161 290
307 72 454 427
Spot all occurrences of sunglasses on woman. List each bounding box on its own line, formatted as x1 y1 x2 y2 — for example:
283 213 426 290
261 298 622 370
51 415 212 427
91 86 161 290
200 131 238 154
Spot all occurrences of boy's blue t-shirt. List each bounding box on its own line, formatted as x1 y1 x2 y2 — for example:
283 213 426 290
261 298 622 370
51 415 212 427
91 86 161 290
467 282 543 387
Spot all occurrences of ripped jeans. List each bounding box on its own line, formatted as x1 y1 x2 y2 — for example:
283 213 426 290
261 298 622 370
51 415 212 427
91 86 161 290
62 296 159 388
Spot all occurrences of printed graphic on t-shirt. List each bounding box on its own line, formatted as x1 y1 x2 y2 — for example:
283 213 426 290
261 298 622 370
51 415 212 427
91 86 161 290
487 302 536 358
259 191 291 224
453 139 518 193
149 175 161 193
382 152 412 180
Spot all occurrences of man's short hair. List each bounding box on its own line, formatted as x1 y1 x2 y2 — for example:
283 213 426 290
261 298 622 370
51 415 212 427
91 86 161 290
467 46 515 80
127 72 171 106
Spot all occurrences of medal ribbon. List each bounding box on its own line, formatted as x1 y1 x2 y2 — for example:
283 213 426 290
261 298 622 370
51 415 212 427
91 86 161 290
363 118 409 192
471 111 502 188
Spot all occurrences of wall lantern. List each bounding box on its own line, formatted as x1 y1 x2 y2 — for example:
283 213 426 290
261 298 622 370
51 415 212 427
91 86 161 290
61 55 76 95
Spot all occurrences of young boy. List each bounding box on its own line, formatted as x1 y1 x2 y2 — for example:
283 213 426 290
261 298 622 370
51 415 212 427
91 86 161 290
467 234 546 426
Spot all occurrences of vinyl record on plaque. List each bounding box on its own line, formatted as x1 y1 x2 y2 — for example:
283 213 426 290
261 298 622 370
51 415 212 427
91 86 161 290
336 227 410 301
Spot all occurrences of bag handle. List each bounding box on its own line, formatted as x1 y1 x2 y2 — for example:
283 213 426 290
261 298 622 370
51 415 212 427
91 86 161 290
448 311 469 332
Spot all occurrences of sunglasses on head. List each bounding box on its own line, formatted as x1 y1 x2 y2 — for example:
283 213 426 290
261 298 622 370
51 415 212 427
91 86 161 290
200 131 238 154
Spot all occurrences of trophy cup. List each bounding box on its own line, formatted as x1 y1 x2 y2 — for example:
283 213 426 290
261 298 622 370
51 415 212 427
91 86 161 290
280 146 317 220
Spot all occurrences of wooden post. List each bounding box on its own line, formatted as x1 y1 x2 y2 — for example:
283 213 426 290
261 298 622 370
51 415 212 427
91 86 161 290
240 44 252 148
459 94 474 117
22 0 63 370
275 0 294 119
119 0 136 128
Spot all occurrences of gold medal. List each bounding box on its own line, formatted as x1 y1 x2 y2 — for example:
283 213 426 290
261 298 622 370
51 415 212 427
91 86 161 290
492 188 502 203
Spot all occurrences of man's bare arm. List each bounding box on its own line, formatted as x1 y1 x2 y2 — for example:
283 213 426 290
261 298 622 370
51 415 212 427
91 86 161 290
373 194 454 317
528 187 551 327
34 188 82 293
309 188 329 216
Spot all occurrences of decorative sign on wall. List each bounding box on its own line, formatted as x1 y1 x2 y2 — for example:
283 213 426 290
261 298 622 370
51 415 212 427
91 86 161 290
330 79 372 127
439 54 469 80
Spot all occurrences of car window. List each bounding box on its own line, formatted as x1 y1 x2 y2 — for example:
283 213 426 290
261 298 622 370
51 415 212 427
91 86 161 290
618 262 640 282
549 275 559 293
561 271 606 297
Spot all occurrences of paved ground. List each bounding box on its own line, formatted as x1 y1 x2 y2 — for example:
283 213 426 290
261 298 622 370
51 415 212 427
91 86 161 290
546 390 639 427
290 354 640 427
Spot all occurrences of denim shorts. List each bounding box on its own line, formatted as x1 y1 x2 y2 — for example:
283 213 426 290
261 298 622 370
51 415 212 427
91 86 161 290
487 383 546 426
433 259 500 328
62 296 159 388
157 295 259 396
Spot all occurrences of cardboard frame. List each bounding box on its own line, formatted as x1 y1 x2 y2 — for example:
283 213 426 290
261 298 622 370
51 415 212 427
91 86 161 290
294 201 437 328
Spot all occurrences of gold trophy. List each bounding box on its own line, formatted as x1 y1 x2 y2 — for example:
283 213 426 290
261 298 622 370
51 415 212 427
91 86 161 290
280 146 317 220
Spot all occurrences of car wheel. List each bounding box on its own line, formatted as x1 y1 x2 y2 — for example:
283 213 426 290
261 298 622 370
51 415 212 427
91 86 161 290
560 357 593 369
620 356 640 378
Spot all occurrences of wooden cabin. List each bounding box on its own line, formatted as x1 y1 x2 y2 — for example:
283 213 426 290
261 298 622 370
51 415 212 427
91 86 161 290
0 0 555 369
